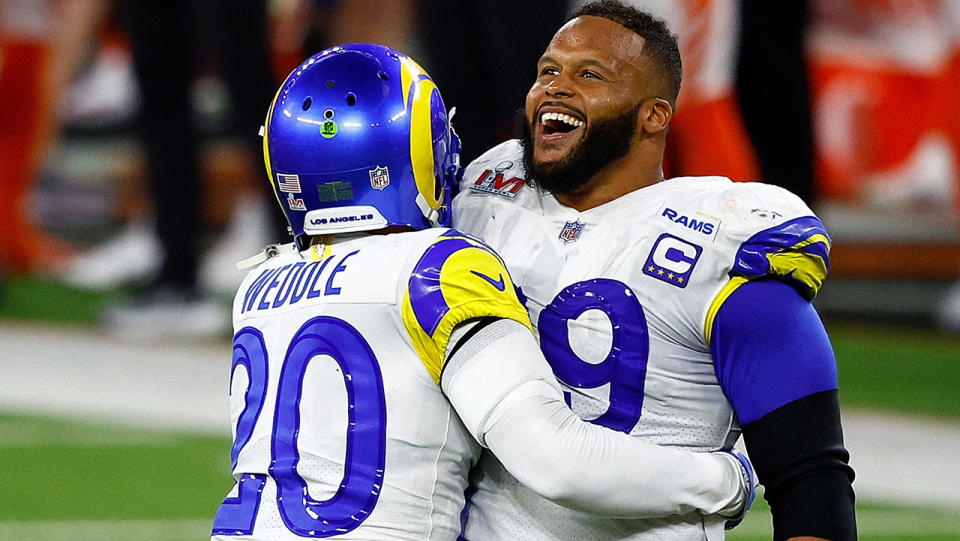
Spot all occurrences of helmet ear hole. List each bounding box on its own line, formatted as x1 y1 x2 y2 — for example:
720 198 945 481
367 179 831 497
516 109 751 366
302 97 312 111
377 71 389 81
323 109 335 119
346 92 357 106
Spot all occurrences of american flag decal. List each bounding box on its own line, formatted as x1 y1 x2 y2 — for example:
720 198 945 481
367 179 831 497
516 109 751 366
277 173 302 193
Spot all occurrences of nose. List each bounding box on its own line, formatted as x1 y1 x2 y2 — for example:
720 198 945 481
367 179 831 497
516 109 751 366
544 72 575 98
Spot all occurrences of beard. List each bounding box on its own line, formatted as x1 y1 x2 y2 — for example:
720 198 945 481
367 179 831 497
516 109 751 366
520 102 641 195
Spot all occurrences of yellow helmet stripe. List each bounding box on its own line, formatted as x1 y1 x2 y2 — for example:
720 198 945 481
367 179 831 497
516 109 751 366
399 55 428 107
262 86 284 208
399 55 444 211
409 77 443 210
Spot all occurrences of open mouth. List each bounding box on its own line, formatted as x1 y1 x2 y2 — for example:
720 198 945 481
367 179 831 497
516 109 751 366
540 111 585 136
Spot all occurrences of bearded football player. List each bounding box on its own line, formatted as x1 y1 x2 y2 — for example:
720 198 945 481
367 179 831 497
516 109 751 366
453 2 856 540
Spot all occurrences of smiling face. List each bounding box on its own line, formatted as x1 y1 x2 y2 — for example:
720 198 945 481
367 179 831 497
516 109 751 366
523 15 656 194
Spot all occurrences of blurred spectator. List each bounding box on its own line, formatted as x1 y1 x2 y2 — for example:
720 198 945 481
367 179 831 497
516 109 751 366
85 0 422 339
93 0 281 339
0 0 110 273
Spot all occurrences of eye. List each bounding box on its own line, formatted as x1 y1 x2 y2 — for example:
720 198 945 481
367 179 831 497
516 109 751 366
582 70 602 80
540 66 559 77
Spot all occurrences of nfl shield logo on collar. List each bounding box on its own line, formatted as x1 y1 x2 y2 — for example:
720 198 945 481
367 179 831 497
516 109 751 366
369 166 390 190
559 220 585 243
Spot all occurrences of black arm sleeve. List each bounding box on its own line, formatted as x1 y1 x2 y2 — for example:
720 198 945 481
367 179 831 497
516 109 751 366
741 389 857 540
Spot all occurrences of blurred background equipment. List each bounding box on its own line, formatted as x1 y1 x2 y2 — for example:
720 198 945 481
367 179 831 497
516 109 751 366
4 0 957 333
1 0 959 538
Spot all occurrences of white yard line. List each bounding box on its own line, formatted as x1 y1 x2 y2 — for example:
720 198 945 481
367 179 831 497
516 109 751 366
2 321 959 509
842 408 960 509
0 321 229 434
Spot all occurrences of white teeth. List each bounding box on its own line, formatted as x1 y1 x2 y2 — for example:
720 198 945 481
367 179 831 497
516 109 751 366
540 111 584 128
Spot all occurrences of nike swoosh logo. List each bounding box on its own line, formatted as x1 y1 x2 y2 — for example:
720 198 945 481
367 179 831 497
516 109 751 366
471 270 506 291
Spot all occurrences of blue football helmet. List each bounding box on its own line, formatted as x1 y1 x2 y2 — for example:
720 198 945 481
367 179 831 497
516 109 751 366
262 43 461 249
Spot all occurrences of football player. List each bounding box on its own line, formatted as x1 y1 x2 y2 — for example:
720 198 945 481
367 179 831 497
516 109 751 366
210 43 755 540
452 2 856 540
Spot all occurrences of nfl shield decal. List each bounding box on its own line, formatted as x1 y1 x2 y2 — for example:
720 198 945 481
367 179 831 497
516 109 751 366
369 166 390 190
559 220 585 243
643 233 701 288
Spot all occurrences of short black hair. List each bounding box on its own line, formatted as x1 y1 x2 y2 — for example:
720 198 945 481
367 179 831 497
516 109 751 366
571 0 682 105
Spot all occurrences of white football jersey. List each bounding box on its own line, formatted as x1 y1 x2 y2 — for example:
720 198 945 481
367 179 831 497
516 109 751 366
211 228 531 540
453 140 830 540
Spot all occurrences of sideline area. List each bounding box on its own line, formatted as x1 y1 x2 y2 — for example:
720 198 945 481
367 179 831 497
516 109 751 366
1 320 958 510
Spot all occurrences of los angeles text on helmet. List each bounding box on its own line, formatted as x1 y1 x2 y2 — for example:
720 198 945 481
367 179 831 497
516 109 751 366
310 214 375 226
303 206 389 235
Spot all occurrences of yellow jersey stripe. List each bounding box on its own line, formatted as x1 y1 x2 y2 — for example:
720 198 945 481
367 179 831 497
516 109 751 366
704 276 749 345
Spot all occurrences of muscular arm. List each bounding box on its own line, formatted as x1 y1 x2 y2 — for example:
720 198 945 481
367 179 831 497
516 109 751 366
441 318 752 519
711 279 856 540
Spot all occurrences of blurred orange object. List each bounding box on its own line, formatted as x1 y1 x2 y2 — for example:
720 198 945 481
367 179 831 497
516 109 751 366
0 0 108 274
656 0 760 182
0 37 65 273
807 0 960 205
666 95 760 181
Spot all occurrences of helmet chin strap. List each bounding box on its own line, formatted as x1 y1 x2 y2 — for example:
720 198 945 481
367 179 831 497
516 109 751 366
448 107 462 168
415 193 442 226
236 242 296 270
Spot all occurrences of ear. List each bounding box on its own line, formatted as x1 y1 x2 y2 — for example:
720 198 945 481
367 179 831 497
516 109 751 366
638 97 673 135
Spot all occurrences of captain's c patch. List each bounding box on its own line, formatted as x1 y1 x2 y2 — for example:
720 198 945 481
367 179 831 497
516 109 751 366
643 233 701 288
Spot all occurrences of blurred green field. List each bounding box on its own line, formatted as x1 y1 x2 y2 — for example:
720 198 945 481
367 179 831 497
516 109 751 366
0 276 122 326
0 414 228 522
827 321 960 419
0 413 958 541
2 278 960 540
0 413 228 541
730 498 960 540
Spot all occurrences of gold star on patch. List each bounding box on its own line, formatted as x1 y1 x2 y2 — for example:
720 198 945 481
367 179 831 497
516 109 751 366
677 277 685 283
657 269 664 276
647 265 655 272
667 273 675 279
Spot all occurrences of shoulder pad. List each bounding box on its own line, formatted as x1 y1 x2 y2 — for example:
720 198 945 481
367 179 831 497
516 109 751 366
731 216 831 299
401 229 531 383
664 180 830 299
719 182 814 230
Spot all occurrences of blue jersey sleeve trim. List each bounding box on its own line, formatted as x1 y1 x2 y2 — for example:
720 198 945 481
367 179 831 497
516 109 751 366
710 279 838 425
